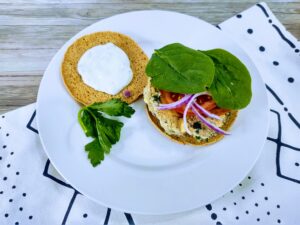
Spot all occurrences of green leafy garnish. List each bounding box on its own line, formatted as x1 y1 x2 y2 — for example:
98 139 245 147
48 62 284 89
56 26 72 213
78 109 97 137
85 139 104 167
202 49 252 109
146 43 215 94
89 99 135 117
78 99 135 167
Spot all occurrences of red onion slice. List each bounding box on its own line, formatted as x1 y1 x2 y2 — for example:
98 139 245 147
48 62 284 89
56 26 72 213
123 90 131 98
193 102 221 120
191 105 230 135
157 94 192 110
183 93 207 135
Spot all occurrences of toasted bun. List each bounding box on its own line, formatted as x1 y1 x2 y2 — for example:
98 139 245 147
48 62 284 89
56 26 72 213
146 106 238 146
61 31 148 105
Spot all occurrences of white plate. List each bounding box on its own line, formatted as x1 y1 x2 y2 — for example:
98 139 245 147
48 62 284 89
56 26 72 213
36 10 269 215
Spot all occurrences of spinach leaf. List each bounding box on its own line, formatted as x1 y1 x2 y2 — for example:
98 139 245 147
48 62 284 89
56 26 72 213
89 99 135 118
202 49 252 109
146 43 215 94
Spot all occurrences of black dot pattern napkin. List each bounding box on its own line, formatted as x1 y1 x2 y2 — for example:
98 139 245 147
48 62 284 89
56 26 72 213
0 2 299 225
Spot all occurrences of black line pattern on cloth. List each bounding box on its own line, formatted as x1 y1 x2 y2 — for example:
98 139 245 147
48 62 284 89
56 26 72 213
26 110 38 134
256 3 269 17
103 208 111 225
61 190 80 225
267 109 300 184
265 84 284 105
43 159 73 189
265 84 300 137
43 159 81 224
26 110 134 225
256 3 297 50
272 24 296 48
124 212 135 225
288 113 300 129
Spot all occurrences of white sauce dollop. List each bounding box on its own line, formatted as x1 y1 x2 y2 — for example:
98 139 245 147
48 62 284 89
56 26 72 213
77 43 133 95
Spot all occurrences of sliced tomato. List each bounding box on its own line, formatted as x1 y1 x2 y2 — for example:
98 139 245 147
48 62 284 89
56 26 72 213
210 108 230 116
159 90 228 116
160 90 178 104
199 100 216 111
160 91 193 115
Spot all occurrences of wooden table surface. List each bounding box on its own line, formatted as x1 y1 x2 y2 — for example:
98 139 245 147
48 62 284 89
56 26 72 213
0 0 299 113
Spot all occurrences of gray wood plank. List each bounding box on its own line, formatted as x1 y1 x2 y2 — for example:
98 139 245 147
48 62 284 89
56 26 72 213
0 3 252 26
1 0 296 3
0 86 38 106
1 22 299 50
0 3 299 26
0 0 299 4
0 25 83 49
0 75 41 86
0 76 40 113
0 106 24 114
0 49 56 75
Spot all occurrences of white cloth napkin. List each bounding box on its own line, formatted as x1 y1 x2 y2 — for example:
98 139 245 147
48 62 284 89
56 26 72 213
0 2 299 225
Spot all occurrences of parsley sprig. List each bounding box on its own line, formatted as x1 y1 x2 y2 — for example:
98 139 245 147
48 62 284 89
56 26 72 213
78 99 135 167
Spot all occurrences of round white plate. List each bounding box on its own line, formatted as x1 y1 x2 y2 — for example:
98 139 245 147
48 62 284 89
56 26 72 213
37 10 269 215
